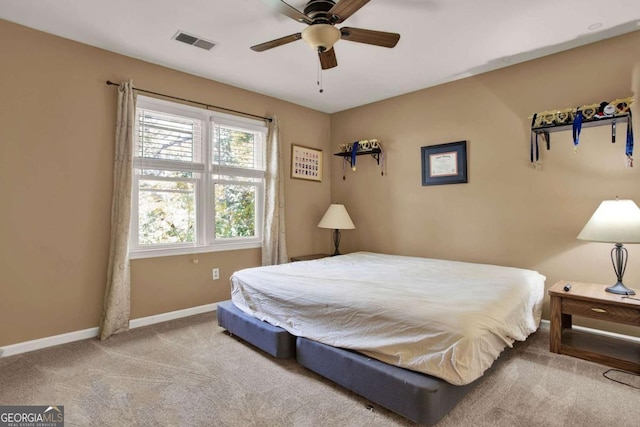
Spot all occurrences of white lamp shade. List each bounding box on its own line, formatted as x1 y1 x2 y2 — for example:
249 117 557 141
577 199 640 243
301 24 341 51
317 204 355 230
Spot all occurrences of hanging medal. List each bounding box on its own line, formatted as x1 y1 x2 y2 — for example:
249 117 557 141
626 111 634 167
572 110 583 153
351 141 359 171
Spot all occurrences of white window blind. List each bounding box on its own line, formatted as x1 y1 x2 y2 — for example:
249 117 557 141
130 96 266 259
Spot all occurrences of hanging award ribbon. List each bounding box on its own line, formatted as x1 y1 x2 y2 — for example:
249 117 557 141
572 110 583 153
350 141 359 171
530 113 541 168
543 131 550 151
342 156 347 180
530 131 539 166
626 111 634 167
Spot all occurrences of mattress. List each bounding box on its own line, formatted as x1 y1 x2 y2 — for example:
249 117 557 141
231 252 545 385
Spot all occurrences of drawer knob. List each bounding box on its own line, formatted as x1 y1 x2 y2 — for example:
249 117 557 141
591 308 607 313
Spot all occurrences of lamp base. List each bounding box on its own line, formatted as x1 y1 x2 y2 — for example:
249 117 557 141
331 229 341 256
605 281 636 295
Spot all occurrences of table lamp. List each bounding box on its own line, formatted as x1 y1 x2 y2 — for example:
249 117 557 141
577 198 640 295
318 204 355 256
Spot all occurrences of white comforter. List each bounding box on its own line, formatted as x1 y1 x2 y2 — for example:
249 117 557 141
230 252 545 385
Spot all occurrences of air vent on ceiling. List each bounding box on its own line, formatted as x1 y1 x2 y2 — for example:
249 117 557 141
173 31 216 51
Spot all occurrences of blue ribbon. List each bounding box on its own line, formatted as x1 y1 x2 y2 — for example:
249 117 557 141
530 114 539 164
351 141 359 170
626 111 634 163
572 111 583 147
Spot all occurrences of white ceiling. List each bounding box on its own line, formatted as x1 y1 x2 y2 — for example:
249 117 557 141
2 0 639 113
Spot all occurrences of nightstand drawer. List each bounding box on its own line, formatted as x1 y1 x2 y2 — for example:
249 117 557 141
562 298 640 325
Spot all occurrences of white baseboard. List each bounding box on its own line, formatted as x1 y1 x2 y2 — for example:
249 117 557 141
3 308 636 358
128 303 217 329
0 327 101 358
0 302 218 358
539 319 550 329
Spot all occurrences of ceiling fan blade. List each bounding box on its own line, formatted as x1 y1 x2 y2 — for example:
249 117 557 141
319 48 338 70
251 33 302 52
340 27 400 48
329 0 371 24
262 0 313 25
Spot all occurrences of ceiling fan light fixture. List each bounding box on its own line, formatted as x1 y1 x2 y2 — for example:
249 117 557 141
301 24 341 51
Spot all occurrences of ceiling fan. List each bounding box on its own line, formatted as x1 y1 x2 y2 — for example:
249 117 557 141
251 0 400 70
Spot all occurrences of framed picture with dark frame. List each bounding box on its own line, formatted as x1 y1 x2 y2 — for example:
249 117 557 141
421 140 468 186
291 144 323 182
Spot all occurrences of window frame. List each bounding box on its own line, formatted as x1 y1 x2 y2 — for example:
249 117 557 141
129 96 266 259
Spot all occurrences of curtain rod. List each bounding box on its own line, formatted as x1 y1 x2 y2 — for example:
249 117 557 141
105 80 272 122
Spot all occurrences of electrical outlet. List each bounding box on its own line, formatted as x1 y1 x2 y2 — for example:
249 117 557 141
212 268 220 280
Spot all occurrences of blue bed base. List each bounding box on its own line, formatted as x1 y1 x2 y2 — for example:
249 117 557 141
217 300 296 358
217 300 489 425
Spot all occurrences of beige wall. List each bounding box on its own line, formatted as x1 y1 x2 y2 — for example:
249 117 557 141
0 20 332 346
330 31 640 337
2 18 639 347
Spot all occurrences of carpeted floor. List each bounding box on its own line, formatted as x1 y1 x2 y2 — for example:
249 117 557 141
0 312 637 426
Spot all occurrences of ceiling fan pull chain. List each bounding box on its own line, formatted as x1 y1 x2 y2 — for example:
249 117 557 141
317 52 324 93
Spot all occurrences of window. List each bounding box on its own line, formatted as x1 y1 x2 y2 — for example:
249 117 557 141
130 96 266 258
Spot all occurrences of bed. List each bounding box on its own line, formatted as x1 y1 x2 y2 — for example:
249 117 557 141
221 252 545 424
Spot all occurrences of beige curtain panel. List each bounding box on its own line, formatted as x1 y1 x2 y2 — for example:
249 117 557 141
262 116 288 265
100 80 135 340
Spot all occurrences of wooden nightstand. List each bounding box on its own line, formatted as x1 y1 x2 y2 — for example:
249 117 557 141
548 280 640 373
290 254 331 262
